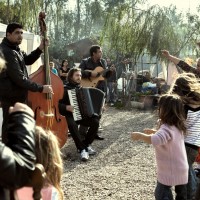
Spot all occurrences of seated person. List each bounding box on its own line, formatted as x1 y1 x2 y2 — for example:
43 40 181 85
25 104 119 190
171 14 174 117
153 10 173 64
59 59 70 84
59 68 99 162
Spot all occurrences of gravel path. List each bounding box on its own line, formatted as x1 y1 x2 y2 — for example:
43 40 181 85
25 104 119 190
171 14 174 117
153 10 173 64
61 107 157 200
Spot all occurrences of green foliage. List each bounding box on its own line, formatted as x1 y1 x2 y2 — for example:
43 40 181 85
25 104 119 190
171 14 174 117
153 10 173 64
101 3 200 61
114 101 124 109
0 0 199 61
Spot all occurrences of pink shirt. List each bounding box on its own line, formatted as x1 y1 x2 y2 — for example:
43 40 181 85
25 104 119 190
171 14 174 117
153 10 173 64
16 185 58 200
151 124 188 186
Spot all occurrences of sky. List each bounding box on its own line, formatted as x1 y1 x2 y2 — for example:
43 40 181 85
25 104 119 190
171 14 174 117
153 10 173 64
147 0 199 14
67 0 199 14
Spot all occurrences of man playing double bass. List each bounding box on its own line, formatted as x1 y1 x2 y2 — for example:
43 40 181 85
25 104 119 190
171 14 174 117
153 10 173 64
0 22 53 143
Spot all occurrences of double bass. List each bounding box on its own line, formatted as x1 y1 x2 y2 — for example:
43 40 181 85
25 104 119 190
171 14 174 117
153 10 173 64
28 12 68 148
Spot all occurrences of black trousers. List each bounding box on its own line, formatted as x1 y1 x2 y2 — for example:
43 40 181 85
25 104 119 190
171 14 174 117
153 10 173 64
66 115 99 151
79 115 102 139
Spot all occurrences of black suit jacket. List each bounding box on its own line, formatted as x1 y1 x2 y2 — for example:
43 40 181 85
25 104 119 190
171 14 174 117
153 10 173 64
0 37 43 102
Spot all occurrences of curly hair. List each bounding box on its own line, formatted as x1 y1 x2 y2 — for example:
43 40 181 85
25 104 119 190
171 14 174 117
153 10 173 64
168 73 200 105
67 67 81 83
61 59 68 67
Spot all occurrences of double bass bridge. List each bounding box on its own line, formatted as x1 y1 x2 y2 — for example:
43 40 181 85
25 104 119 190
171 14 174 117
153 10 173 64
40 110 54 118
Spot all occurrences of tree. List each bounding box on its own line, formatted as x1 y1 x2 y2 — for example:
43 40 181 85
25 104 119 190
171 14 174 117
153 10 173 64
100 2 200 61
0 0 199 62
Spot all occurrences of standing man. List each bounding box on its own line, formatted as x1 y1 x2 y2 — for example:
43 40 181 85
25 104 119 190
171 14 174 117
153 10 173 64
59 68 99 161
107 63 117 106
0 22 52 143
79 45 113 140
106 57 112 69
80 45 109 92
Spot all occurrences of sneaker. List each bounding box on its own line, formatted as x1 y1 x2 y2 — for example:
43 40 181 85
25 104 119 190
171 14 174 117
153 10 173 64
80 149 89 161
98 125 104 132
87 146 96 155
95 135 104 140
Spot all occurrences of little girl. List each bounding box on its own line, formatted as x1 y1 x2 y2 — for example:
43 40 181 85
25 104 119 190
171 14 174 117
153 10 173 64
16 126 64 200
168 72 200 200
131 94 188 200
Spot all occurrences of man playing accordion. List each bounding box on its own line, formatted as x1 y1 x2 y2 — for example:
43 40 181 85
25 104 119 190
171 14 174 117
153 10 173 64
59 68 102 161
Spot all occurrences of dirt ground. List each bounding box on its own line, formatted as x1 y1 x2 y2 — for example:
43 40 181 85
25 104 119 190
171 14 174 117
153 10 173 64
61 107 158 200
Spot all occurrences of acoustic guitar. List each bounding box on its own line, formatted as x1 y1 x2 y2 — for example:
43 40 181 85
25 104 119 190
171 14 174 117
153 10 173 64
81 66 107 87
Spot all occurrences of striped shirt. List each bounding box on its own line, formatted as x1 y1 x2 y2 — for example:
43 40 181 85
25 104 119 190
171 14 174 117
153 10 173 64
184 105 200 147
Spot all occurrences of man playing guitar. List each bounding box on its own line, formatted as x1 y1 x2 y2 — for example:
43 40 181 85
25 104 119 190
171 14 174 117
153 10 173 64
79 45 113 140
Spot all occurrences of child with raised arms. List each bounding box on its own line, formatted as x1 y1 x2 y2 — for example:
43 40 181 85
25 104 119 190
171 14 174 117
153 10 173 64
131 94 188 200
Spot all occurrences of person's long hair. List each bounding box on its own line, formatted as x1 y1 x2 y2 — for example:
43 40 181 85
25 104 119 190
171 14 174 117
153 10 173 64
61 59 68 68
168 73 200 105
67 67 81 83
158 94 187 134
35 126 64 200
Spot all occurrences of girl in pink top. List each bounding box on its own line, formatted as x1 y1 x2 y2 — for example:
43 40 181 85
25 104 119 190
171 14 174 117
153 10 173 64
131 94 188 200
16 126 64 200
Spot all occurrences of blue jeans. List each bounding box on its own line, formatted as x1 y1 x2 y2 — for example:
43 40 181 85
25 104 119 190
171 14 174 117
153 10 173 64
185 145 198 200
107 82 115 103
155 181 187 200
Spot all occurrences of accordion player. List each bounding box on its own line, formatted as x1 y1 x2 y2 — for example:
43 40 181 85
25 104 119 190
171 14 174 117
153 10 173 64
68 87 105 121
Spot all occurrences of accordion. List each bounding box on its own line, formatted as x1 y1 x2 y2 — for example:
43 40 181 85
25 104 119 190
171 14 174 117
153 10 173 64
68 87 105 121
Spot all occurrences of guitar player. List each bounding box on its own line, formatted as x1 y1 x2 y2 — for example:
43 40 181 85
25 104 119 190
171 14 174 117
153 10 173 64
79 45 113 140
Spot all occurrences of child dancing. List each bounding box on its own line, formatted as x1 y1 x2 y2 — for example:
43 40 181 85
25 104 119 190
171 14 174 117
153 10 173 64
131 94 188 200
